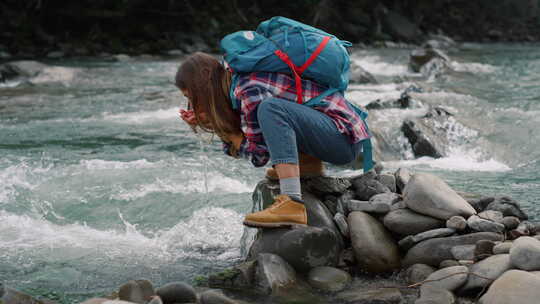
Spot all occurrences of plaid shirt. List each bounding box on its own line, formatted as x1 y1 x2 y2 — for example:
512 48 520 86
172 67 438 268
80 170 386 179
223 71 371 167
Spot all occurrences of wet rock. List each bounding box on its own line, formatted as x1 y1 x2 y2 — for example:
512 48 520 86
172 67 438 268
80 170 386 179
467 215 505 233
403 232 503 267
406 264 436 284
479 270 540 304
255 253 296 295
394 167 413 193
439 260 460 268
383 208 444 236
208 261 255 289
348 211 401 273
446 216 467 231
350 173 390 200
401 119 443 158
376 174 397 192
501 216 520 229
156 282 197 304
118 279 155 304
510 236 540 271
451 245 475 260
399 228 456 250
307 266 351 292
485 196 528 220
369 192 400 206
459 254 511 293
337 287 402 304
493 241 513 254
333 213 349 237
419 57 449 79
409 47 449 72
421 265 468 292
403 173 477 220
346 199 390 214
349 61 377 84
199 290 238 304
478 210 504 223
303 176 351 196
416 285 455 304
474 240 496 261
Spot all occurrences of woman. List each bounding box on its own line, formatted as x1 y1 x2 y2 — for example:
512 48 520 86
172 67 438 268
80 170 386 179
176 52 370 228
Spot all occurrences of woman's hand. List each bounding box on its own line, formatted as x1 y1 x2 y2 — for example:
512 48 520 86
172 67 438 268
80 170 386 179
221 132 245 157
179 109 197 126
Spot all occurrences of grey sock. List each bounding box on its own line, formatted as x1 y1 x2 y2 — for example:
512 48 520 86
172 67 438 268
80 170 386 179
279 177 302 202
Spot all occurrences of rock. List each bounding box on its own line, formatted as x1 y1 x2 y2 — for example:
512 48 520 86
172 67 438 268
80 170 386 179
369 192 400 206
147 296 163 304
446 216 467 231
439 260 460 268
478 210 504 223
403 173 477 220
406 264 436 284
403 232 503 267
156 282 197 304
475 240 497 261
118 279 155 304
349 61 377 84
479 270 540 304
485 196 528 220
348 211 401 273
336 287 402 304
376 174 397 192
2 288 49 304
467 215 505 233
255 253 296 295
401 119 443 158
398 235 415 250
421 265 468 292
409 47 449 72
382 10 423 42
248 226 341 273
412 228 456 244
199 290 238 304
346 199 390 214
493 242 513 254
416 286 455 304
394 167 412 193
383 208 444 236
419 57 449 79
350 173 390 201
0 60 47 82
460 254 512 293
451 245 475 260
307 266 351 292
510 236 540 271
302 176 351 196
208 261 255 289
501 216 520 229
333 213 349 237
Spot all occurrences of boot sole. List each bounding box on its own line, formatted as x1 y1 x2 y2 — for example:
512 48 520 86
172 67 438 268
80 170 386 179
243 220 307 229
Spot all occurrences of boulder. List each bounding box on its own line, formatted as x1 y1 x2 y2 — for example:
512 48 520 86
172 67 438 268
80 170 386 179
403 173 477 220
336 287 402 304
1 288 50 304
406 264 436 284
346 199 390 214
419 57 449 79
199 290 238 304
348 211 401 273
478 210 504 223
459 254 512 293
208 261 255 289
400 228 456 250
349 61 377 84
302 176 351 197
350 173 391 200
421 265 468 292
510 236 540 271
376 174 397 193
394 167 413 193
156 282 197 304
446 216 467 231
485 196 528 220
307 266 351 292
369 192 401 206
475 240 497 261
439 260 460 268
118 279 155 304
479 270 540 304
255 253 296 295
415 285 455 304
467 215 505 233
501 216 521 229
409 47 449 72
383 208 444 236
451 245 475 260
403 232 504 267
493 242 513 254
147 296 163 304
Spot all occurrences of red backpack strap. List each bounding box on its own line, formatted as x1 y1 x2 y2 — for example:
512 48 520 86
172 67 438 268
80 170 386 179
274 49 303 104
297 36 331 74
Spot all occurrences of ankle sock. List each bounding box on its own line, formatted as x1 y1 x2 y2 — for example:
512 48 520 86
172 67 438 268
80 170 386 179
279 177 302 202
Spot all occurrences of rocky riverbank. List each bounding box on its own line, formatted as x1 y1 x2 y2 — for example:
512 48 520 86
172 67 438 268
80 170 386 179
3 167 538 304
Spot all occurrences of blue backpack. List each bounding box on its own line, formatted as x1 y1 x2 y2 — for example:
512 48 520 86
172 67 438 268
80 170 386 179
220 16 373 172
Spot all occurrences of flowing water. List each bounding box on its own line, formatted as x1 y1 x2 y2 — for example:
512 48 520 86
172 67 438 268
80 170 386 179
0 44 539 302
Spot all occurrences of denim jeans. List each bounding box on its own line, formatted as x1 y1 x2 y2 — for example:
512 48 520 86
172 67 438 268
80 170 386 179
257 98 362 166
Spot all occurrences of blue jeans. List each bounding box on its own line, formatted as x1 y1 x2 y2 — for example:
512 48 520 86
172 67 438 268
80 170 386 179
257 98 362 166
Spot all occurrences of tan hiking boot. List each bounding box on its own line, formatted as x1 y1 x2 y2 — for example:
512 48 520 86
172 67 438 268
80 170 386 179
266 153 324 180
243 194 307 228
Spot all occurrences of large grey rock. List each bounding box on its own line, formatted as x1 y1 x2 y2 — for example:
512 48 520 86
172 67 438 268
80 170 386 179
369 192 401 206
467 215 505 233
405 264 436 284
478 210 504 223
346 199 390 214
336 287 402 304
399 228 456 251
333 213 349 237
409 47 449 72
348 211 401 273
485 196 528 220
421 266 468 292
415 286 455 304
350 172 391 200
248 226 341 273
376 174 397 193
501 216 521 229
510 236 540 271
208 261 255 289
403 232 504 267
255 253 296 295
383 208 444 236
118 279 155 304
349 61 377 84
0 61 47 80
403 173 477 220
302 176 351 197
199 290 238 304
450 245 475 260
307 266 351 292
156 282 197 304
446 216 467 231
394 167 413 193
479 270 540 304
493 242 513 254
460 254 512 293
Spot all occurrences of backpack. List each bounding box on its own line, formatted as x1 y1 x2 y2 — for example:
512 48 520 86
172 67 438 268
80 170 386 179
220 16 373 172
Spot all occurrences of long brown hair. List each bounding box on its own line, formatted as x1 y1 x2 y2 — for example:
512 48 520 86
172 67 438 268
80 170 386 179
175 52 241 138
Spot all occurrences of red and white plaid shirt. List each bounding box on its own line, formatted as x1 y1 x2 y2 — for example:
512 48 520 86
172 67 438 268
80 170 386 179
224 71 370 167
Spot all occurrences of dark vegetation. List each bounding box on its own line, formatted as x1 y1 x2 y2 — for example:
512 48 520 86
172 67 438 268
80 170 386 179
1 0 539 58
